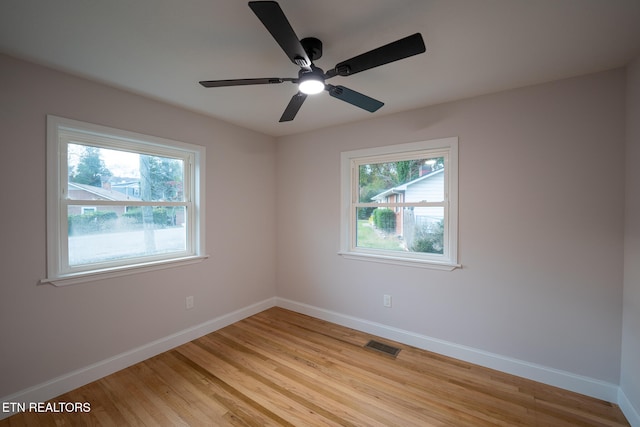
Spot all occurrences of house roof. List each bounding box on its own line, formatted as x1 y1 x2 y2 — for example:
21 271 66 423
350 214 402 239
68 182 140 202
371 168 444 201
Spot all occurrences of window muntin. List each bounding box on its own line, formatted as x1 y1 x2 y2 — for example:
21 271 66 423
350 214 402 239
46 116 206 285
340 138 458 269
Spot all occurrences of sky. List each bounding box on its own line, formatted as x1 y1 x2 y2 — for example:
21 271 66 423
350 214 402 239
68 143 140 179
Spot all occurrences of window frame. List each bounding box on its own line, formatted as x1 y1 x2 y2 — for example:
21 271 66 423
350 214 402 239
44 115 207 286
339 137 460 270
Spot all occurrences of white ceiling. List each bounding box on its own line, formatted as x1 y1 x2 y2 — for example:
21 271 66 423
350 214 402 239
2 0 640 137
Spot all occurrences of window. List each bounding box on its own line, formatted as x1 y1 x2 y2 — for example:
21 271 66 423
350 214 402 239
340 137 459 270
45 116 206 285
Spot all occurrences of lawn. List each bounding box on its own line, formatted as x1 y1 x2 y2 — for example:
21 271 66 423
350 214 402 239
356 220 405 251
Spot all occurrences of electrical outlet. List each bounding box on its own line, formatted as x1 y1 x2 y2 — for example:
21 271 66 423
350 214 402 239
383 294 392 308
186 295 194 310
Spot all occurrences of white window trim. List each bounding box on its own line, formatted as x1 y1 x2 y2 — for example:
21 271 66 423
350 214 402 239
339 137 460 270
43 115 208 286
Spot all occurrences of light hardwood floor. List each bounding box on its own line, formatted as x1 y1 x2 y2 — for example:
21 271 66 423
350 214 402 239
2 307 630 426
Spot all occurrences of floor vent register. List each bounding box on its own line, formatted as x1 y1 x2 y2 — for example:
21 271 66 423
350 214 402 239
364 340 401 358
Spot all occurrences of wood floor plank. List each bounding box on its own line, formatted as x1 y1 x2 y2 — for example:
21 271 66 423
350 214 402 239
212 325 442 425
176 342 339 426
194 334 386 427
228 313 531 425
169 350 289 427
1 307 630 426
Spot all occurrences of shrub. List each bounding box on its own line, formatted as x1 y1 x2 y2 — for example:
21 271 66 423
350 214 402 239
122 207 171 227
372 208 396 233
411 219 444 254
357 206 375 220
151 207 171 226
68 211 118 235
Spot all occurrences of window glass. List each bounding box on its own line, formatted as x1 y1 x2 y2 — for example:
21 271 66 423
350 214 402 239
67 144 185 202
340 138 458 270
46 116 206 285
67 205 188 266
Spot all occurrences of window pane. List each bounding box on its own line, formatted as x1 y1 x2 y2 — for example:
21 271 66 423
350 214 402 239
67 143 184 202
355 207 404 251
359 157 445 204
68 206 187 266
404 207 444 254
356 206 444 255
341 137 457 268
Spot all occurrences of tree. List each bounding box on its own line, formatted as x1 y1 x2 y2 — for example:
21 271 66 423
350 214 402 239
136 155 183 201
138 155 185 250
140 155 156 251
395 159 423 184
70 146 112 187
149 157 183 201
358 162 397 202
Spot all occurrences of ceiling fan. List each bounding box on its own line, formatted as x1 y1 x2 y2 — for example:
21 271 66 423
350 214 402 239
199 1 426 122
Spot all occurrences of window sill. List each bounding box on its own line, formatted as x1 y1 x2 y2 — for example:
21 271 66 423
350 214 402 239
41 255 209 287
338 251 460 271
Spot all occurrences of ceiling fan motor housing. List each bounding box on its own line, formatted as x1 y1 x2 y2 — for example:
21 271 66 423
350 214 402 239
301 37 322 61
298 65 325 81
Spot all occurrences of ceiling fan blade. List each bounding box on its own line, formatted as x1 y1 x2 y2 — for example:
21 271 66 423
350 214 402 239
279 92 307 122
199 77 295 88
248 1 311 68
326 84 384 112
326 33 426 78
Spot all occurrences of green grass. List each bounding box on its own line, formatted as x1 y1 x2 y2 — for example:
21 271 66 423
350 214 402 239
356 220 405 251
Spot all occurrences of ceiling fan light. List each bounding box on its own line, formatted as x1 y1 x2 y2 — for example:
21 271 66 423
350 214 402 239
298 77 325 95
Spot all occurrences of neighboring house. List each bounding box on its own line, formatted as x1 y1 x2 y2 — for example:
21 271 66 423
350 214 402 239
371 167 444 246
68 182 185 227
111 180 140 198
67 182 140 216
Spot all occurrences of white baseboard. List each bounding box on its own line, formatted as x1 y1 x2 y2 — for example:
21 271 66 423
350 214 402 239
3 296 633 424
276 297 621 404
619 388 640 427
0 297 277 420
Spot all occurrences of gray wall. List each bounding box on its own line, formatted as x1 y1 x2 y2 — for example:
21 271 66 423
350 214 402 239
622 56 640 414
2 51 638 417
0 54 278 397
276 69 626 384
